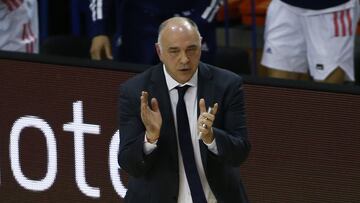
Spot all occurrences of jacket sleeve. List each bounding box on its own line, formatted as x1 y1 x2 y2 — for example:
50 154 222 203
212 76 251 167
117 83 159 177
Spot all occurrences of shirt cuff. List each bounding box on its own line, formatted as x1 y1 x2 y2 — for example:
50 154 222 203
143 133 157 155
203 139 218 155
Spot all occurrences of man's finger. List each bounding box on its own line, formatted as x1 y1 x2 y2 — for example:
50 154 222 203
140 91 149 110
211 103 219 115
202 118 213 127
199 98 206 113
151 98 159 112
105 45 113 60
91 50 101 60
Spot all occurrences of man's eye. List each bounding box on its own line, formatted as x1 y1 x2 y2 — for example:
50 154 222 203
186 48 197 54
169 50 179 54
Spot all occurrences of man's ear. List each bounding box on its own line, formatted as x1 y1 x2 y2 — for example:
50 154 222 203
155 43 162 59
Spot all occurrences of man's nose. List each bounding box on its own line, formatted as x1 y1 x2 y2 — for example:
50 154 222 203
179 51 189 64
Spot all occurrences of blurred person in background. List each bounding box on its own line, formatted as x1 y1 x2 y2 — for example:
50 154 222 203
0 0 38 53
89 0 223 65
261 0 360 84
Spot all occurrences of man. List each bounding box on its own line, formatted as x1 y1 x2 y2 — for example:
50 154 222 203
0 0 38 53
89 0 222 64
261 0 359 84
118 17 250 203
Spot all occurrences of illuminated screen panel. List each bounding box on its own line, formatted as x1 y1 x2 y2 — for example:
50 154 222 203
0 59 133 202
1 56 360 202
241 84 360 202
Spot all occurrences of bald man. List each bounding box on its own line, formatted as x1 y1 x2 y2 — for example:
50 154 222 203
118 17 250 203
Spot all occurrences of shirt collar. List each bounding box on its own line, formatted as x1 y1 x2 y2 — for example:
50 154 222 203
163 64 198 91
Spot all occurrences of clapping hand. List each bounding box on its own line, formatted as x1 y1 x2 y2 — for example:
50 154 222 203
198 98 218 144
140 91 162 143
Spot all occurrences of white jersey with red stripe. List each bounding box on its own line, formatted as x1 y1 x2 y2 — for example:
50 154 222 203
261 0 359 81
0 0 38 53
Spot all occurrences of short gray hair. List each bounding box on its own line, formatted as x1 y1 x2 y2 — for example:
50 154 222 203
157 17 201 50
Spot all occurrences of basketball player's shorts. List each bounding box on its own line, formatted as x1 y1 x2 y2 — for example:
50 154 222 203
261 0 359 81
0 0 39 53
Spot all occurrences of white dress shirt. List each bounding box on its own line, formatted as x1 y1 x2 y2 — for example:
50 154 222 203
144 65 218 203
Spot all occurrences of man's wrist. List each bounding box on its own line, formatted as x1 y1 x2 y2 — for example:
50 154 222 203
201 128 214 144
145 132 159 144
146 137 157 144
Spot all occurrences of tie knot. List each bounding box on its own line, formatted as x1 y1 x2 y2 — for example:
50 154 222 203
176 85 190 100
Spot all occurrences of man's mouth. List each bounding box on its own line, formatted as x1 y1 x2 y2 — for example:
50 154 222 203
179 67 191 71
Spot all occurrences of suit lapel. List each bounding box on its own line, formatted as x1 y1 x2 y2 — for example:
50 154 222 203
148 65 179 166
197 62 215 113
197 62 214 172
148 65 172 125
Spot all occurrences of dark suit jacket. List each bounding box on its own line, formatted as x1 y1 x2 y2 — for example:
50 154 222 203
118 62 251 203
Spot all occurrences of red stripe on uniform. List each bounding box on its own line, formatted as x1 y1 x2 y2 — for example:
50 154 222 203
27 22 35 53
26 23 31 53
30 42 34 53
16 0 23 4
22 23 29 53
333 12 339 37
27 22 35 41
22 23 26 41
12 0 21 8
340 10 346 36
4 0 23 10
346 9 352 36
3 0 15 11
2 0 10 10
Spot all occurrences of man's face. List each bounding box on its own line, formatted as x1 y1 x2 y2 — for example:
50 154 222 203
156 23 202 84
